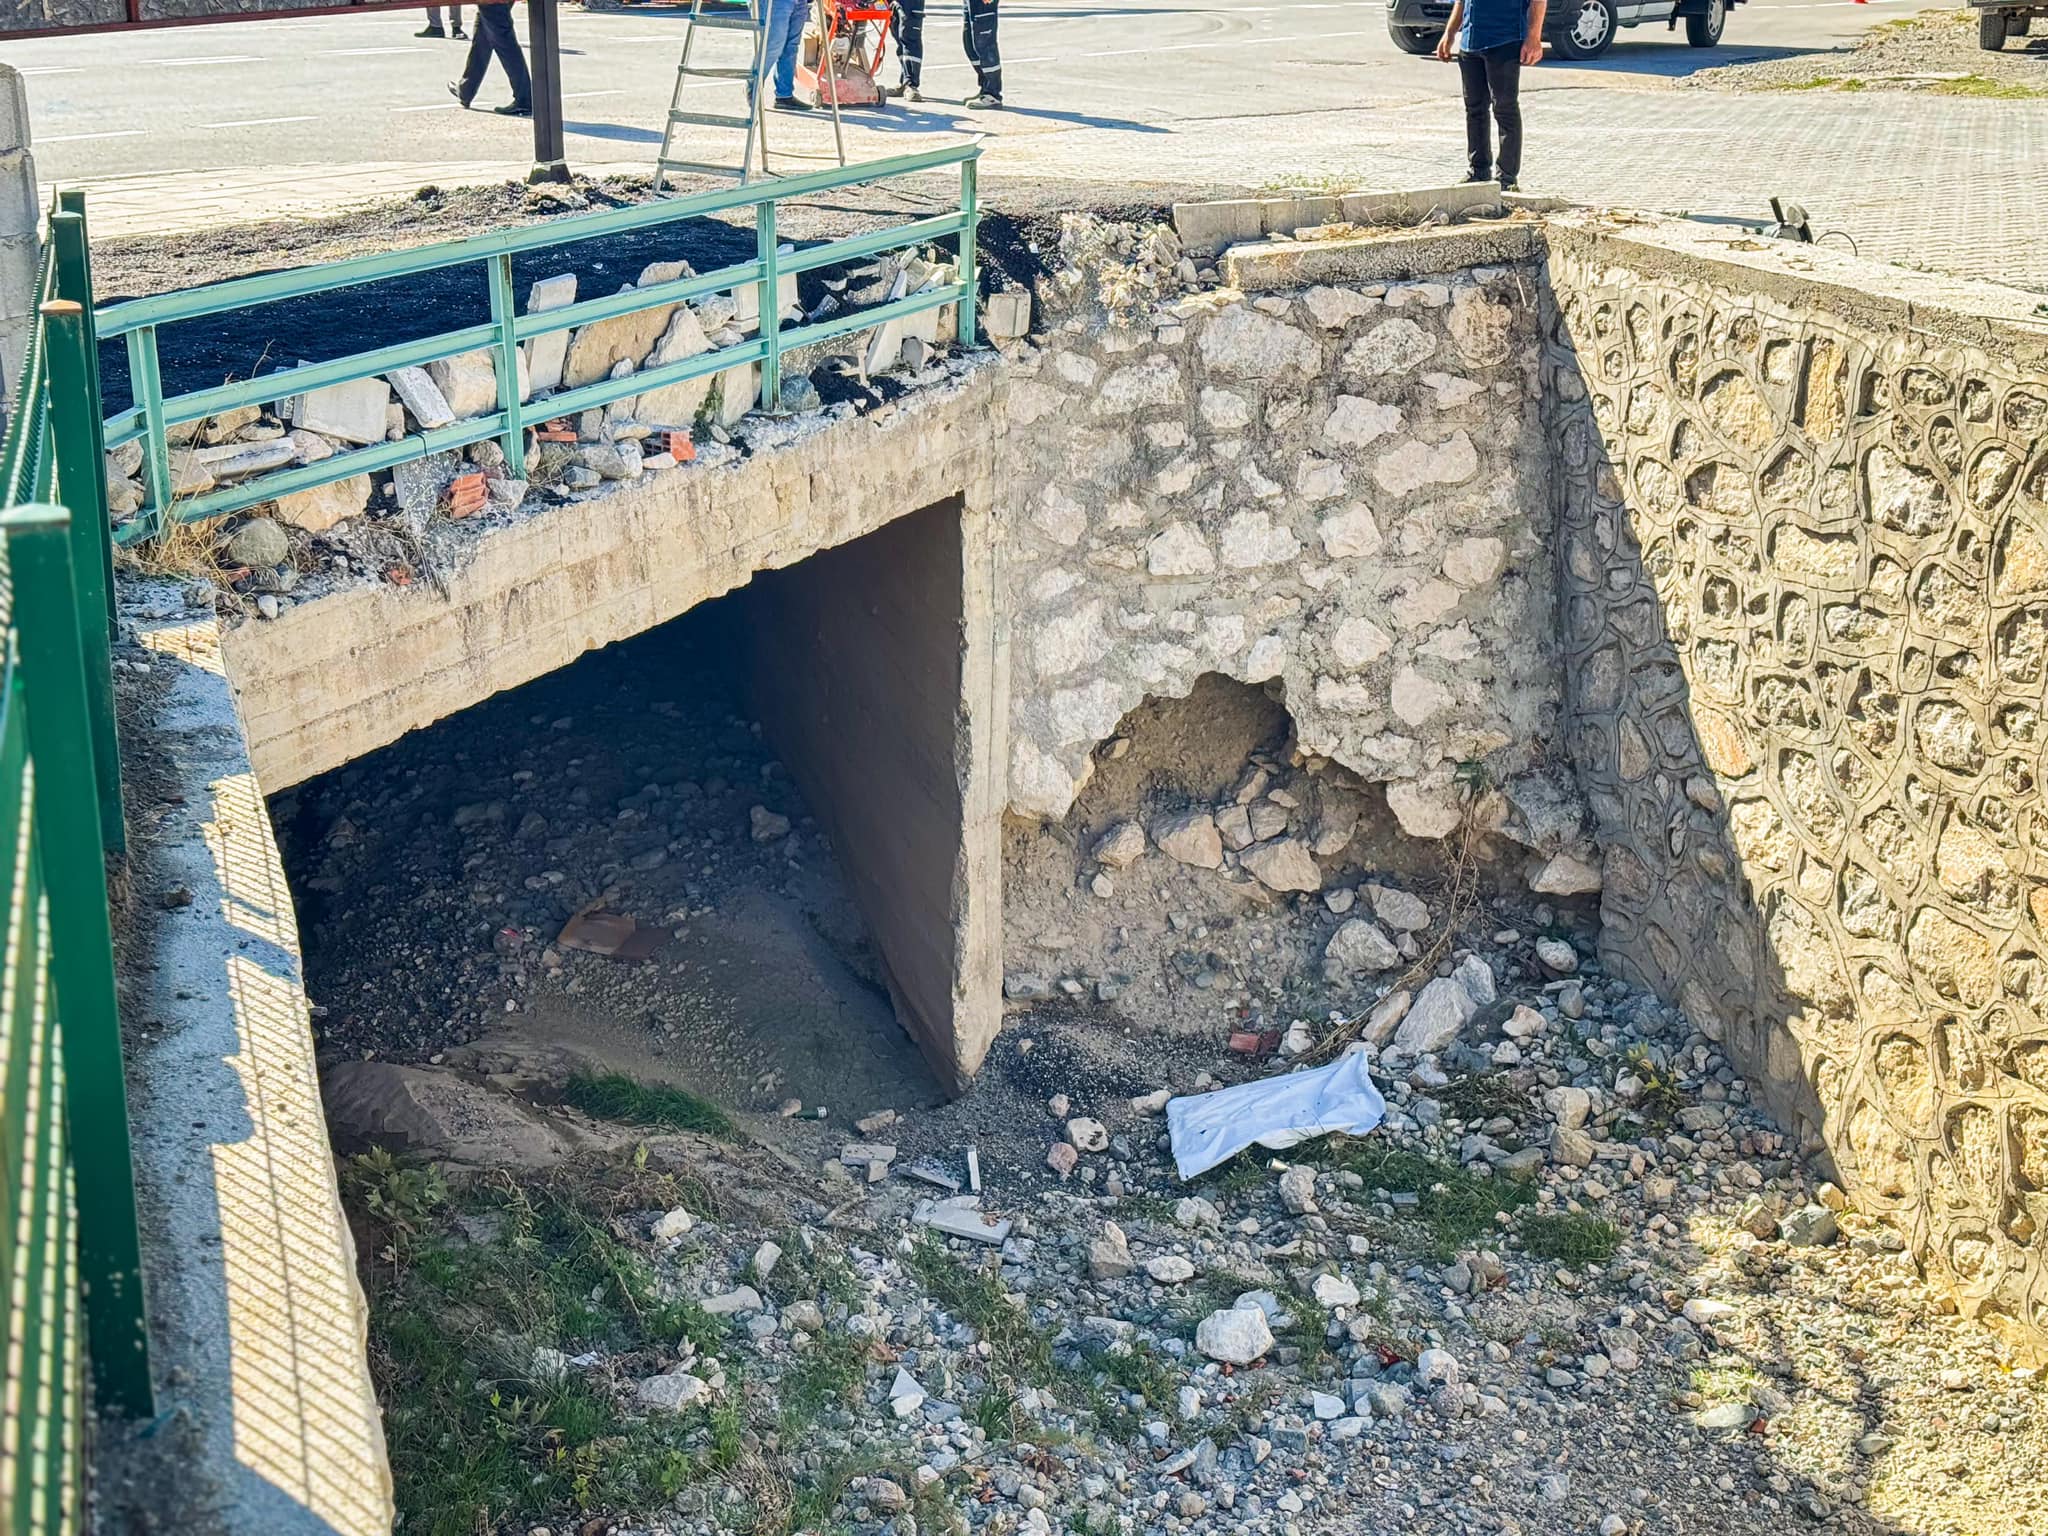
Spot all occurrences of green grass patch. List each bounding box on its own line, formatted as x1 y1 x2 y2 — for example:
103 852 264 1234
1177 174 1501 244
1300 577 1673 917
1927 74 2048 99
561 1071 736 1137
904 1232 1055 1380
1334 1145 1535 1260
780 1325 873 1418
355 1160 739 1535
1518 1210 1622 1265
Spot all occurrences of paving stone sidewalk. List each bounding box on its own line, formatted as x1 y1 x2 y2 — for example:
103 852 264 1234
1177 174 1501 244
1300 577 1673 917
55 87 2048 293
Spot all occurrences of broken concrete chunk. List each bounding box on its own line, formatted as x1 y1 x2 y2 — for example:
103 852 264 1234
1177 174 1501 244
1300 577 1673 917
273 473 371 535
840 1142 897 1168
1531 850 1603 896
1368 884 1430 932
1066 1117 1109 1153
1391 976 1477 1056
1195 1306 1274 1365
651 1207 694 1241
294 376 392 445
1323 918 1400 980
984 288 1031 341
1240 837 1321 893
389 366 457 430
701 1286 764 1316
635 1370 709 1412
1153 811 1223 869
914 1199 1011 1245
1091 820 1147 870
1088 1222 1133 1280
428 348 511 418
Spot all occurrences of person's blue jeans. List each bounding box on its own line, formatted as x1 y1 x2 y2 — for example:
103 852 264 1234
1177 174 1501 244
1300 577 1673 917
761 0 808 99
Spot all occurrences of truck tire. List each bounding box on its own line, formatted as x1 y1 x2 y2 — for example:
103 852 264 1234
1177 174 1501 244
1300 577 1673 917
1980 7 2008 48
1685 0 1726 45
1389 18 1440 53
1551 0 1616 58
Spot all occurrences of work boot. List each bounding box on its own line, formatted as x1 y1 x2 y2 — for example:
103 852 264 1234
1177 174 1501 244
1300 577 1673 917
773 94 813 111
451 23 466 35
964 91 1002 108
495 101 533 116
416 22 445 35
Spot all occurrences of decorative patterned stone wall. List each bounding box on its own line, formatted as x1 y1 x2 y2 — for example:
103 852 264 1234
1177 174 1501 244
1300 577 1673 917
996 266 1568 846
1546 241 2048 1342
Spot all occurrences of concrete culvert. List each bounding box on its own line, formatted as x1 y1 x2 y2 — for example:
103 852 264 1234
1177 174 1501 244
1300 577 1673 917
273 494 998 1137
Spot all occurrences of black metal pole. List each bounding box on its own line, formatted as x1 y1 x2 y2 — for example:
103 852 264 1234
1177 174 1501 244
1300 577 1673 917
527 0 570 183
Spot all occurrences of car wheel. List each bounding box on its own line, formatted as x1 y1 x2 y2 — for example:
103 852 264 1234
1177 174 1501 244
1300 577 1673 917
1684 0 1726 46
1979 7 2008 48
1551 0 1616 58
1388 18 1440 53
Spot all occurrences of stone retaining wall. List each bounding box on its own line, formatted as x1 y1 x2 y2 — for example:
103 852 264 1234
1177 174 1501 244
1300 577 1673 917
1545 223 2048 1347
998 265 1568 847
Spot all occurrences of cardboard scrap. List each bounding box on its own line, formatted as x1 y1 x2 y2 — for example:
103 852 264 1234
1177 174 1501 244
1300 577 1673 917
556 909 665 960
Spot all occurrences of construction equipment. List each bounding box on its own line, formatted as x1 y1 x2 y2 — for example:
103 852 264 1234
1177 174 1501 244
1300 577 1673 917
655 0 851 188
799 0 895 108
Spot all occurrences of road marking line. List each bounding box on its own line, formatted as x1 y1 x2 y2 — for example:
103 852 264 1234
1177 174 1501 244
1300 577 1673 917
394 102 464 113
322 46 429 56
40 129 147 142
563 89 626 99
147 55 262 66
200 115 320 128
18 66 82 76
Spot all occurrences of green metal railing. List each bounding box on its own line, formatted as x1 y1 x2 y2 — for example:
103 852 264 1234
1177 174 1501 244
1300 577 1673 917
0 193 156 1532
97 141 981 540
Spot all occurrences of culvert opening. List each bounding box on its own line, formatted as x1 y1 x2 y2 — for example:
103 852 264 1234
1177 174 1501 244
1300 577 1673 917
1002 671 1521 1038
272 495 980 1126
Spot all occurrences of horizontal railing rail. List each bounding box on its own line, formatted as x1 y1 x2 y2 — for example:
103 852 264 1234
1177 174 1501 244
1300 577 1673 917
98 140 981 542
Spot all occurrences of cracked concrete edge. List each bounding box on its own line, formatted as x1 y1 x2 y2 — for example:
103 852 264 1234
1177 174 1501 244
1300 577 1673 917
109 584 393 1536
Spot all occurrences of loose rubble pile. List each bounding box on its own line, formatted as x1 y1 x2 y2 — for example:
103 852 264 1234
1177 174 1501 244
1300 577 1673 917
122 243 1029 618
343 869 2048 1536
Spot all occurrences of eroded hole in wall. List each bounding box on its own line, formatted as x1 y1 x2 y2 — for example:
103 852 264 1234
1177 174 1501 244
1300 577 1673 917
1002 671 1541 1038
273 549 961 1153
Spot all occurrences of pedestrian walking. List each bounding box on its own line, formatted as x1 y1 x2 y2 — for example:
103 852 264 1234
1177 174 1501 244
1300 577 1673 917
757 0 814 112
888 0 925 101
449 0 532 115
1437 0 1544 190
962 0 1002 107
418 4 465 38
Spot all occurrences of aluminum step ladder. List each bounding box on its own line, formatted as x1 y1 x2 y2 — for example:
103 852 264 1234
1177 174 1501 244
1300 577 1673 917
654 0 848 188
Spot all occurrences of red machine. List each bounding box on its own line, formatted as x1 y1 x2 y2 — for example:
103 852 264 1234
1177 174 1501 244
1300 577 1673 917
797 0 895 108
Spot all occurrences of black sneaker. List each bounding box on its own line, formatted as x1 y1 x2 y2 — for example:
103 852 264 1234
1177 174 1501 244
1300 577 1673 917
1499 179 1520 192
450 24 466 36
1462 171 1493 185
773 94 812 111
416 23 445 35
447 80 471 106
495 101 533 116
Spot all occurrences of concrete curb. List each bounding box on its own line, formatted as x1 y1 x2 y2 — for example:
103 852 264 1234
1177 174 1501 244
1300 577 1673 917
104 586 393 1536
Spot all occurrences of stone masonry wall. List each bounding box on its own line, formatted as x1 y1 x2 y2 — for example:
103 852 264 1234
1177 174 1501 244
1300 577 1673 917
1545 228 2048 1345
997 265 1568 851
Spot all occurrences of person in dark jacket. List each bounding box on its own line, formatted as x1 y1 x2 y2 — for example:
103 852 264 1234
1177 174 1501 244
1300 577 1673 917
888 0 926 102
962 0 1002 107
449 0 532 116
1437 0 1545 190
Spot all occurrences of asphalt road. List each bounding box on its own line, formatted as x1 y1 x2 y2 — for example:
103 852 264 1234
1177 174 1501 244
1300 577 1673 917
5 0 1938 183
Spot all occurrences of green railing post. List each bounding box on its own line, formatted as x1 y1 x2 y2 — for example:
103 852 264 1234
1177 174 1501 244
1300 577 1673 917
38 299 124 857
50 199 116 638
487 253 524 477
757 199 780 413
128 327 171 539
959 156 979 349
0 504 152 1420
